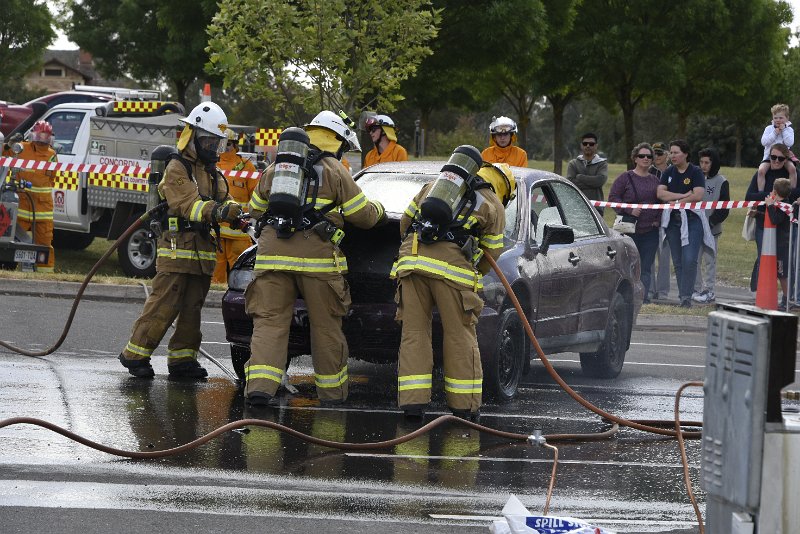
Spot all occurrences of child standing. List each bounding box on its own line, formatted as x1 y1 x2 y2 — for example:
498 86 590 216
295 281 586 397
758 103 797 185
692 148 729 303
764 178 792 307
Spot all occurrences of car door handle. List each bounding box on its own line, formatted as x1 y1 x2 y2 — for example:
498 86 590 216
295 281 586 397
568 252 580 265
606 246 617 259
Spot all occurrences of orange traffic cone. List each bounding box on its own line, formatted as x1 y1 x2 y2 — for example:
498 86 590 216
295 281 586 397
756 206 778 310
201 83 211 102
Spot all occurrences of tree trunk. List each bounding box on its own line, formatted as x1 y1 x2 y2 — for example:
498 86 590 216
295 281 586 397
621 99 635 170
173 78 189 107
548 94 571 175
677 111 688 139
735 123 742 168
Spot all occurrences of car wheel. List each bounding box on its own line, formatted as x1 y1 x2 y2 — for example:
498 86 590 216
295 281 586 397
485 307 527 402
230 343 250 383
53 229 94 250
579 292 630 378
117 213 156 278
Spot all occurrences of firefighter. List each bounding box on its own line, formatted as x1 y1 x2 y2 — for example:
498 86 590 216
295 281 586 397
363 114 408 167
481 116 528 168
212 128 257 284
392 154 515 421
118 101 242 379
2 121 58 272
244 110 386 408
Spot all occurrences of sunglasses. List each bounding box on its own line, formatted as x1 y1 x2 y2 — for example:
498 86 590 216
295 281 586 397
654 150 665 156
582 141 596 147
770 154 787 162
635 153 654 159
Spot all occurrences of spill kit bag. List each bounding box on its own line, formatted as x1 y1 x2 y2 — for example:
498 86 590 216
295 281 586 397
490 495 616 534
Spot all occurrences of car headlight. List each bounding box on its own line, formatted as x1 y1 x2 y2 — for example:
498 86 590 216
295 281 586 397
228 267 254 292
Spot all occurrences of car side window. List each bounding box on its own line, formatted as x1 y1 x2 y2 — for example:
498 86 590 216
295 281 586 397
549 181 602 238
46 111 86 155
530 185 561 244
503 190 518 241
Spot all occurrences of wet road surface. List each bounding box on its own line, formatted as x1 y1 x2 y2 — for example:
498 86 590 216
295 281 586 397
4 293 790 533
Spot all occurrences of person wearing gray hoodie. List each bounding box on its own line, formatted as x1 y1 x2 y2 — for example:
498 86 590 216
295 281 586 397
692 148 729 303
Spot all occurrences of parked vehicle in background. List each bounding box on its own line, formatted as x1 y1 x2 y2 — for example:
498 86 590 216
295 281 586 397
0 88 115 137
221 161 645 400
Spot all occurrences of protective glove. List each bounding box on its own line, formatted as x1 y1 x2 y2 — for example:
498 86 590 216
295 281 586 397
371 200 388 227
212 200 243 225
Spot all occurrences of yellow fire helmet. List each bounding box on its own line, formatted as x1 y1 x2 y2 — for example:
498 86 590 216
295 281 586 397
477 162 517 206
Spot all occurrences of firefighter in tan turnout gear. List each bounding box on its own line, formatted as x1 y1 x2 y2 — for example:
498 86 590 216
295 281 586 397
119 101 242 379
244 110 386 408
393 150 514 421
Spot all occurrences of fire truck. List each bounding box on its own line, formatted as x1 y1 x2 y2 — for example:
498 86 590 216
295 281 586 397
0 89 272 277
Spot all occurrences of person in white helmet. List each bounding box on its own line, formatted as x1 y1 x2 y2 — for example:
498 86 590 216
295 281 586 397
481 116 528 167
243 110 387 408
119 101 243 379
363 114 408 167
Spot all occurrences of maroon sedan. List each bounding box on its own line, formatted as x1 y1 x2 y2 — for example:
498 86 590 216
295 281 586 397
0 90 113 136
222 161 644 400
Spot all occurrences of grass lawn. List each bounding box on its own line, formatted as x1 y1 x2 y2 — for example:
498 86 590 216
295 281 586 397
0 159 769 313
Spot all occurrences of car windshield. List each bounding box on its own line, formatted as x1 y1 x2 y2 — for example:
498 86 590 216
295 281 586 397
356 172 434 215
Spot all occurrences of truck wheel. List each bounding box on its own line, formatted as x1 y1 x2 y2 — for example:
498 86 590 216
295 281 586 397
53 229 94 250
579 292 630 378
484 307 527 402
117 214 156 278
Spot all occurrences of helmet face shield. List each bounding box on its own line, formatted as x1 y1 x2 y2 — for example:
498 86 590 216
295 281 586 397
196 131 226 154
31 131 53 145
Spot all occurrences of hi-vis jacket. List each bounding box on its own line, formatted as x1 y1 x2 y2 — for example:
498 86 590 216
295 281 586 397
4 142 57 222
156 146 232 276
392 183 505 291
248 155 383 278
217 151 257 241
364 140 408 167
481 136 528 168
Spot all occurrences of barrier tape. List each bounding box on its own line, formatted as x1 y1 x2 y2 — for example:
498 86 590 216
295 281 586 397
590 199 797 221
0 156 261 181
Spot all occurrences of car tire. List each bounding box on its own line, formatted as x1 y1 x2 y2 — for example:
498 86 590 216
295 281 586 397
230 343 250 383
53 229 94 250
485 307 527 402
117 213 156 278
579 292 630 378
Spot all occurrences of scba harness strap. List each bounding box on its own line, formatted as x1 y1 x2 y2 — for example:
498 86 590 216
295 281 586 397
410 179 493 245
254 150 342 243
158 153 216 238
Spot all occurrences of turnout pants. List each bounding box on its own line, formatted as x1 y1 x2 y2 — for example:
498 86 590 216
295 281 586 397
212 237 251 284
17 218 54 272
396 274 483 412
122 271 211 365
244 271 351 402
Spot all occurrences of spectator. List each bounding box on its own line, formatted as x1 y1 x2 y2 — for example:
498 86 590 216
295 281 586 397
481 116 528 167
757 103 797 188
649 142 672 300
608 143 661 303
692 148 729 304
657 140 712 308
566 132 608 214
744 143 800 294
763 178 793 307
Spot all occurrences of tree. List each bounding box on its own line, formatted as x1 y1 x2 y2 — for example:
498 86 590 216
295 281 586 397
206 0 440 123
0 0 55 91
65 0 220 104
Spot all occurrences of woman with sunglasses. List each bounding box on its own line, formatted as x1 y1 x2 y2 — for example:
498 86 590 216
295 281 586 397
608 143 661 303
745 143 800 293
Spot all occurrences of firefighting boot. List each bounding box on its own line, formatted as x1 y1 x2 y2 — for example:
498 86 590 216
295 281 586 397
167 360 208 380
118 353 155 378
245 392 274 408
402 404 426 420
451 408 480 423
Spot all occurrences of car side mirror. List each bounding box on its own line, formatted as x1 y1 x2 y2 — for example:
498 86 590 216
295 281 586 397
52 142 64 154
539 223 574 254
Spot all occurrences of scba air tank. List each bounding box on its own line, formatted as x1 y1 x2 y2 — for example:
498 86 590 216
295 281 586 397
420 145 483 227
269 127 310 219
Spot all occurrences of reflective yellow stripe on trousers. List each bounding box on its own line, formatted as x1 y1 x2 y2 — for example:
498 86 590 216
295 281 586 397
245 364 284 385
444 376 482 394
398 373 433 391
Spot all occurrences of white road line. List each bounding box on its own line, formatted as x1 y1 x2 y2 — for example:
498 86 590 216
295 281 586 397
202 321 225 325
630 342 706 349
345 452 697 469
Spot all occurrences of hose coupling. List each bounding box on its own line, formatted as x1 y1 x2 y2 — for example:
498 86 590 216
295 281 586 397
527 428 546 446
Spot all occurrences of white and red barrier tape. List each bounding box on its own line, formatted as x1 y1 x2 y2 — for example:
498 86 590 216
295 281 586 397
0 156 260 180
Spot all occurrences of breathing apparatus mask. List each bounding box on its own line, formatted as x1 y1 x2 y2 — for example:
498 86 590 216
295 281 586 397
418 145 483 242
194 129 226 164
268 127 311 237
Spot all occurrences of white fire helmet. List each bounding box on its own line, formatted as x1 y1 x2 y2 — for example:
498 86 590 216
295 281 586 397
306 110 362 153
178 102 229 157
489 116 517 135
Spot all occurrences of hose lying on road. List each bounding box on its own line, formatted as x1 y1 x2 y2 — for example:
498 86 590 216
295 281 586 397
0 206 163 357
